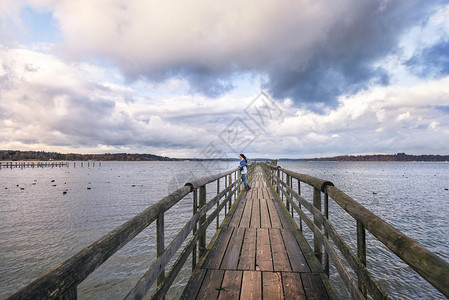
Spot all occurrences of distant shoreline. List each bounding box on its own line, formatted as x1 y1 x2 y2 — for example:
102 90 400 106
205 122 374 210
2 151 449 163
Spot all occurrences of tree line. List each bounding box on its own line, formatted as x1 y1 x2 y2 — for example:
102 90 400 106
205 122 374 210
309 153 449 162
0 151 175 161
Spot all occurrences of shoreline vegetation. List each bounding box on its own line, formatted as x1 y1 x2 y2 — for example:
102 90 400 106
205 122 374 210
1 150 449 162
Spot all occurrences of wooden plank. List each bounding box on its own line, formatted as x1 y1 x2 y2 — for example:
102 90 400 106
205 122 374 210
262 188 269 201
263 272 283 299
196 269 225 299
272 194 292 229
180 268 207 300
202 227 234 269
281 229 311 272
270 228 291 272
240 196 253 228
218 270 243 300
228 198 246 228
250 196 261 228
301 273 330 300
282 272 307 300
256 228 273 271
260 198 271 228
266 198 282 229
221 227 245 269
238 228 257 270
240 271 262 300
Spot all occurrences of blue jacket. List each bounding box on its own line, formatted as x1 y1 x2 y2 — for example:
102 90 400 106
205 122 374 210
239 159 248 174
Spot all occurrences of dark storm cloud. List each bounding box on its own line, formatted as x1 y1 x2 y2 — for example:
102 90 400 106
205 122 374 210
263 1 437 107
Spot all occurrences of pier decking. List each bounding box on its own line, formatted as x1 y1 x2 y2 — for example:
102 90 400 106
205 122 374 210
181 166 331 299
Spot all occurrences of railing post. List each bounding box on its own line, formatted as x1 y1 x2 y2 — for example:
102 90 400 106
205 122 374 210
276 168 280 194
290 175 294 218
224 175 228 215
324 190 329 276
192 188 198 270
298 179 302 233
286 174 290 212
199 185 206 257
228 174 232 210
357 220 367 297
216 178 220 229
313 187 322 263
157 212 165 286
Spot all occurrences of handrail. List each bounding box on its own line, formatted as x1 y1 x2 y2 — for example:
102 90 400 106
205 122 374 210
261 162 449 299
326 185 449 297
7 164 252 300
186 167 239 190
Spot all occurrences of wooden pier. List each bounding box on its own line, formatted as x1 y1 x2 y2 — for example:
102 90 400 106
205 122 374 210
6 162 449 299
182 166 331 299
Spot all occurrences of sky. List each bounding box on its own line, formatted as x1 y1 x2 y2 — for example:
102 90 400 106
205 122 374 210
1 0 449 159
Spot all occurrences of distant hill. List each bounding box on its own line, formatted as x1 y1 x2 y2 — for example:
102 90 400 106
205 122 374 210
306 153 449 162
0 150 175 161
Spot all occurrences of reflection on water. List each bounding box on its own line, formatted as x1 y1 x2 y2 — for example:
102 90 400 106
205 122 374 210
1 161 448 299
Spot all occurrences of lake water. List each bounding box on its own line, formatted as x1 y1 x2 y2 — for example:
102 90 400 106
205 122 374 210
1 161 448 299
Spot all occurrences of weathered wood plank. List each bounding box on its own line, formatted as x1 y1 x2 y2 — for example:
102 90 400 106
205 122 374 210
256 228 273 271
282 272 307 300
250 196 261 228
218 270 243 300
266 198 282 229
228 198 246 228
241 271 262 300
202 227 234 269
270 228 292 272
272 193 292 229
238 228 257 270
180 268 207 300
221 227 245 269
301 273 330 300
240 196 253 228
263 272 283 299
281 229 311 273
260 197 271 228
196 269 225 299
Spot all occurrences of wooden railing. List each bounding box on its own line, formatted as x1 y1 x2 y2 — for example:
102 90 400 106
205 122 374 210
262 162 449 299
7 164 255 300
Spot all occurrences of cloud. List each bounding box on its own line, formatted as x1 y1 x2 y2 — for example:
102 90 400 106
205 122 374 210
3 0 441 108
406 41 449 77
262 76 449 157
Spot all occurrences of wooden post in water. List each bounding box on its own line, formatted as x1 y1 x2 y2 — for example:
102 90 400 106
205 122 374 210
199 185 206 257
313 187 322 263
357 220 367 297
157 212 165 286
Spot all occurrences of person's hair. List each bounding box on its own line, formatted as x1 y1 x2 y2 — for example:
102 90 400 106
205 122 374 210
240 153 247 163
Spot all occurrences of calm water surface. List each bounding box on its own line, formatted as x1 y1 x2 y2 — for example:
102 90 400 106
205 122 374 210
1 161 448 299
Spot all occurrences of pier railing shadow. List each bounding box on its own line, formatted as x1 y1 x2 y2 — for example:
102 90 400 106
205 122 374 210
262 161 449 299
7 164 255 300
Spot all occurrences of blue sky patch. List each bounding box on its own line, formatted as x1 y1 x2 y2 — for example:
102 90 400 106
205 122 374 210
20 6 59 44
406 40 449 78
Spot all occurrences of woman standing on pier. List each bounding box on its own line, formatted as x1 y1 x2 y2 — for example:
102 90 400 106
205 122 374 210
239 154 251 190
